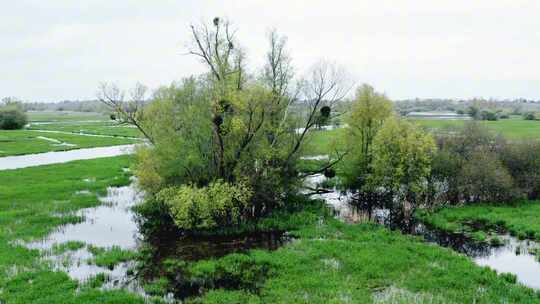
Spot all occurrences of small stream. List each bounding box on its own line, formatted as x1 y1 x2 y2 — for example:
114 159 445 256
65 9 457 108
0 144 135 170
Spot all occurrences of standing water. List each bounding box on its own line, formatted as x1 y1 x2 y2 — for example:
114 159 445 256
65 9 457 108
305 171 540 290
0 144 135 170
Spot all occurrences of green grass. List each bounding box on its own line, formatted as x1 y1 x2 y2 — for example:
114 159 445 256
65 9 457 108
88 245 137 269
27 122 142 138
0 156 146 303
413 117 540 140
416 201 540 242
302 128 346 156
27 111 109 122
0 130 136 156
147 211 540 303
52 241 86 255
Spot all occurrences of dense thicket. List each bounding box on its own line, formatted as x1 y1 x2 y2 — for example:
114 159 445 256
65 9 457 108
428 122 540 205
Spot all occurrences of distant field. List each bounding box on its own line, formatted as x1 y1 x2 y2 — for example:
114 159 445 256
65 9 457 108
413 117 540 140
27 122 141 138
0 130 136 156
25 111 142 138
27 111 109 122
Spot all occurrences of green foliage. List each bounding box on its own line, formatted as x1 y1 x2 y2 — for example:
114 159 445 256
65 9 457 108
158 180 252 230
369 117 436 205
460 148 519 203
132 19 347 229
341 84 394 189
0 103 28 130
523 112 537 120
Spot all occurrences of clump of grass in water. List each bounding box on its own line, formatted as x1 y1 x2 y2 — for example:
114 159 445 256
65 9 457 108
51 241 86 255
83 272 110 289
88 245 137 270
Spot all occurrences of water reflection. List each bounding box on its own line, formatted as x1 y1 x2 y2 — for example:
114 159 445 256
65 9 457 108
25 184 143 291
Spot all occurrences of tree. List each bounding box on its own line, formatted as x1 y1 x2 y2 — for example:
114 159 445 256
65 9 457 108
460 148 519 203
119 18 351 229
0 98 27 130
467 105 480 120
368 117 436 218
97 82 154 143
341 84 393 189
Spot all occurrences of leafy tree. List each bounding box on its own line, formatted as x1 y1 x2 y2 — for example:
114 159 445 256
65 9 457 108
460 148 519 203
523 112 537 120
467 105 480 120
0 98 27 130
368 117 436 214
113 18 350 228
341 84 393 189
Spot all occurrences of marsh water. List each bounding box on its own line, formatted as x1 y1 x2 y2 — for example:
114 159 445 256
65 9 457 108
306 173 540 290
11 148 540 294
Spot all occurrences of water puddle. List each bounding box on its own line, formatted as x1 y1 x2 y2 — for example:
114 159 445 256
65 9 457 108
0 144 135 170
25 184 146 293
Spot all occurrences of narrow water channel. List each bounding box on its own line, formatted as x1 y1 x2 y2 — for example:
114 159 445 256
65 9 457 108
0 144 135 170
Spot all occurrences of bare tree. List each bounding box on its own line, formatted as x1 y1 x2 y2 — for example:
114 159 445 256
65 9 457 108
97 82 154 144
285 61 353 165
187 17 243 87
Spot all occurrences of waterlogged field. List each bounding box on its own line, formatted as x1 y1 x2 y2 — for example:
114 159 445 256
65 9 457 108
0 130 136 156
0 156 147 303
1 156 539 303
413 117 540 140
27 122 142 138
417 202 540 242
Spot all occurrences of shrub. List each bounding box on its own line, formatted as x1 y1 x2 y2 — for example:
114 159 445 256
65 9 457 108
480 110 498 121
158 180 252 230
500 141 540 199
523 112 537 120
0 105 27 130
459 149 520 203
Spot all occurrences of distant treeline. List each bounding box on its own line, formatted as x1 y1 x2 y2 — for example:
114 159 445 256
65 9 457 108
394 98 540 116
22 100 110 113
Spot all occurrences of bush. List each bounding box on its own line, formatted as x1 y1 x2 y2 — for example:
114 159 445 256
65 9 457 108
158 180 252 230
0 105 27 129
459 149 520 203
480 110 498 121
523 112 537 120
500 142 540 199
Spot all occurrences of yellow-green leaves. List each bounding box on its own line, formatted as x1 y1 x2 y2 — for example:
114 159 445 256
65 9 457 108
158 180 252 230
369 117 436 201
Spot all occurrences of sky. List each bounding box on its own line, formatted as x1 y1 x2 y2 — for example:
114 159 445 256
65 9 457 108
2 0 540 102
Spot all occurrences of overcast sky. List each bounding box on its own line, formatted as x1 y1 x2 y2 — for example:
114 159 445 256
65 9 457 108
2 0 540 102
